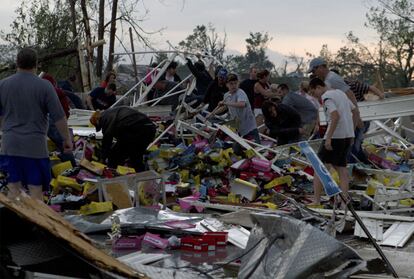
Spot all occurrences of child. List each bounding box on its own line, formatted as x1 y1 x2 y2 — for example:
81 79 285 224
308 78 357 205
208 73 260 143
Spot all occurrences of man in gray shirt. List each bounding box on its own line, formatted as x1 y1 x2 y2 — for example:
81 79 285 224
279 83 318 138
0 48 72 200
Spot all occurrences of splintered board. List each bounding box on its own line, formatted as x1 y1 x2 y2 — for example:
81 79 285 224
0 193 146 278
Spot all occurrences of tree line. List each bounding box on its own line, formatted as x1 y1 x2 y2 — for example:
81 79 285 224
0 0 413 89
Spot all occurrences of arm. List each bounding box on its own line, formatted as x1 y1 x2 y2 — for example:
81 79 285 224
324 110 339 150
368 85 385 99
223 100 246 108
101 135 113 161
186 59 201 79
254 83 277 98
345 89 363 128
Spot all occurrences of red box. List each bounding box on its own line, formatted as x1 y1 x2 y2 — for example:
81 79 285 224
204 232 228 246
180 235 216 252
113 235 143 250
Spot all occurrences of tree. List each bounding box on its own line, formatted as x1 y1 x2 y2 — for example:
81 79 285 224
0 0 78 78
178 23 227 63
366 0 414 87
227 32 274 76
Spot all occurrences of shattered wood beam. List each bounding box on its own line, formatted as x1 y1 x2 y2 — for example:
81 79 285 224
0 193 147 278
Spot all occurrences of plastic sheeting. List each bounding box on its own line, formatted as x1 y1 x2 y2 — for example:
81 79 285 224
238 212 366 279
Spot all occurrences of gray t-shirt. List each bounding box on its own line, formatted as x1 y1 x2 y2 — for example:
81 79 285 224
0 72 65 158
223 89 257 137
282 92 318 124
325 71 350 93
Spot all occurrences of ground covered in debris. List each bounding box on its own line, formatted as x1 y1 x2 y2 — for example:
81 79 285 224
2 101 414 278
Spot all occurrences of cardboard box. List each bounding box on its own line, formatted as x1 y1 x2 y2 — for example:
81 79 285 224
230 178 258 201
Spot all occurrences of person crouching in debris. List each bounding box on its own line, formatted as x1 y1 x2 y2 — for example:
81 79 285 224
308 78 357 206
261 101 304 145
86 83 117 111
89 106 157 171
207 73 260 143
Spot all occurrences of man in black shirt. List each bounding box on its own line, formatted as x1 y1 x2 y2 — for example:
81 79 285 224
239 65 258 109
90 106 157 171
87 83 117 110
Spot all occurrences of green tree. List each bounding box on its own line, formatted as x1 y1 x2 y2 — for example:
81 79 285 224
366 0 414 87
1 0 77 78
227 32 274 76
178 23 227 63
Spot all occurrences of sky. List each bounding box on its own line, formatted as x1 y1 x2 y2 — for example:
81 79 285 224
0 0 380 66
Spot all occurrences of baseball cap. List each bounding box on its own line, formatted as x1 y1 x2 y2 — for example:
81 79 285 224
226 73 238 82
217 68 228 79
307 57 326 73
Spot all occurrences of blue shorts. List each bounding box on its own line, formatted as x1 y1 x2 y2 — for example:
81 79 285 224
0 155 51 190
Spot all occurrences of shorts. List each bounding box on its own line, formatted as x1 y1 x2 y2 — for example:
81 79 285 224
0 155 51 189
318 138 352 167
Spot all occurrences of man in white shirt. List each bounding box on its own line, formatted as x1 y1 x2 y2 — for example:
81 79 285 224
309 78 358 205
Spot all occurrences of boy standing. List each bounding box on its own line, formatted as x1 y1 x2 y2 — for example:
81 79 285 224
208 73 260 143
308 78 357 205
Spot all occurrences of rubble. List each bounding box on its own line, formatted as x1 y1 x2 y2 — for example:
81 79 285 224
3 52 414 278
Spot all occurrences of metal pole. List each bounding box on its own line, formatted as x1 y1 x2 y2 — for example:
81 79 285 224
129 27 139 84
339 193 398 278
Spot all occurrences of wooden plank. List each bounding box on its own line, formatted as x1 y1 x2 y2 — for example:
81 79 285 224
0 193 147 278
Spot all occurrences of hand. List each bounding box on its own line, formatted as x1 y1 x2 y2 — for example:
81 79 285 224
356 118 364 129
218 101 226 107
379 92 385 99
313 124 319 134
324 138 333 151
63 138 73 153
299 128 305 134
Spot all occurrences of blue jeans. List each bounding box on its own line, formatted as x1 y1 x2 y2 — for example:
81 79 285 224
348 121 370 163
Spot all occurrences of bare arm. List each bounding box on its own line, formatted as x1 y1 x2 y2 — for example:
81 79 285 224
254 83 277 98
55 117 73 153
368 85 385 99
345 89 363 128
324 111 339 150
224 100 246 108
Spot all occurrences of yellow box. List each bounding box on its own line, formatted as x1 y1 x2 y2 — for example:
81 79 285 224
116 165 136 175
80 201 113 215
52 161 73 177
57 175 82 192
264 176 293 189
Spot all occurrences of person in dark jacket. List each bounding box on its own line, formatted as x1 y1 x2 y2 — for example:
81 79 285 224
203 68 228 111
160 61 182 83
185 58 213 97
89 106 157 171
262 101 304 145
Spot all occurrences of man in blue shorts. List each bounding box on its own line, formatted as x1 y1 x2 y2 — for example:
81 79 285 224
0 48 72 200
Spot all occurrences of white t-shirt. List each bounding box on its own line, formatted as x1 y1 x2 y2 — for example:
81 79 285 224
322 89 355 139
